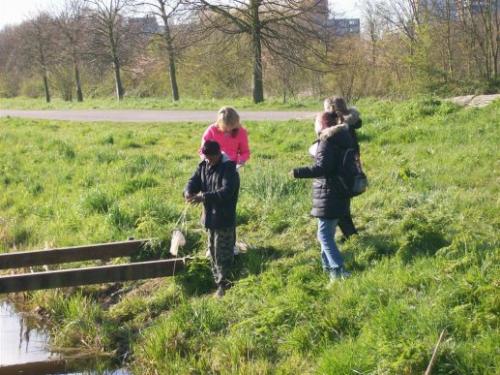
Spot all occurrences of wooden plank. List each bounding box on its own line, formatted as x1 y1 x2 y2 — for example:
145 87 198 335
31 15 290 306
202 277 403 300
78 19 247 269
0 258 185 294
0 359 67 375
0 353 114 375
0 240 148 270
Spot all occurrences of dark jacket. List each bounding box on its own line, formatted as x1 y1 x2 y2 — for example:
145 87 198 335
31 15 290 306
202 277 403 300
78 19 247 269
293 125 353 219
184 154 240 229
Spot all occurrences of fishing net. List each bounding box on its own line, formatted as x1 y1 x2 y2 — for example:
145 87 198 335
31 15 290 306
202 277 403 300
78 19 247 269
169 205 188 257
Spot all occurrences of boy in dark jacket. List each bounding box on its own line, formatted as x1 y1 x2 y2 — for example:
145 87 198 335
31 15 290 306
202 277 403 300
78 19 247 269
184 140 240 297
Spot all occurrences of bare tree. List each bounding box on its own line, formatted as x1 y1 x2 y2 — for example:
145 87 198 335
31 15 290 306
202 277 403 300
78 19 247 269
135 0 189 101
362 0 384 66
266 52 302 103
428 0 456 79
0 26 22 97
55 0 89 101
373 0 421 55
460 0 500 80
21 13 56 102
190 0 327 103
85 0 134 100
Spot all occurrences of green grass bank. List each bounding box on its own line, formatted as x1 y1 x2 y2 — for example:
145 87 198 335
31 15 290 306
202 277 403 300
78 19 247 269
0 97 499 374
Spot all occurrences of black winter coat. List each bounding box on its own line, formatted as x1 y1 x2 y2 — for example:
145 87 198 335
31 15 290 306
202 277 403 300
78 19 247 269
293 125 353 219
184 155 240 229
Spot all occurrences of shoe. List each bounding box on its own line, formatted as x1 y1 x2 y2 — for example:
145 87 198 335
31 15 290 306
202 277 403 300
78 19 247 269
330 267 351 281
215 286 225 298
205 249 211 258
233 245 239 256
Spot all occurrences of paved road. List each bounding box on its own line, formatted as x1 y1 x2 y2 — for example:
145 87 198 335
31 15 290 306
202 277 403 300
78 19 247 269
2 94 497 123
0 109 317 123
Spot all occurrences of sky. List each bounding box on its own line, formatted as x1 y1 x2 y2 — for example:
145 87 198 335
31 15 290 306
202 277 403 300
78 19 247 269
0 0 361 30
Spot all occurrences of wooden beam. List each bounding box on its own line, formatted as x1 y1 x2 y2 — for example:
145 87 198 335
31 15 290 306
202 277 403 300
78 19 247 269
0 359 67 375
0 352 113 375
0 240 148 270
0 258 185 294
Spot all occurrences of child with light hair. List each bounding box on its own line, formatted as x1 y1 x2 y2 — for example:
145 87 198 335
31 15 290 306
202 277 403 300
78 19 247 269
200 106 250 168
323 97 335 113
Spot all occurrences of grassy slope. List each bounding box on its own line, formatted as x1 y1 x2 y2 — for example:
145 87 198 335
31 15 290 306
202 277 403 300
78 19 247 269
0 97 498 374
0 96 320 111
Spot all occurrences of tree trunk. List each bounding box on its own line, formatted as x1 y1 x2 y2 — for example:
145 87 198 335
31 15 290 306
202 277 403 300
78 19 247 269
444 0 454 78
250 0 264 103
113 57 124 100
163 20 179 101
167 45 179 101
494 48 498 79
252 32 264 104
37 39 50 103
42 72 50 103
109 27 124 101
494 8 499 79
74 60 84 102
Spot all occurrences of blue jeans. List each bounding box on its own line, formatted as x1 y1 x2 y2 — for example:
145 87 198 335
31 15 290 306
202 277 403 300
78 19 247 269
317 218 344 273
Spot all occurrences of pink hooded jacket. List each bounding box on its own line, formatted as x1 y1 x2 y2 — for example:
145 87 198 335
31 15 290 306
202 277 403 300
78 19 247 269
200 124 250 165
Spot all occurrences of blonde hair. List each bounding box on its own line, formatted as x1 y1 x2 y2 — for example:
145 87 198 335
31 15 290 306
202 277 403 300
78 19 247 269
216 106 240 131
323 97 335 112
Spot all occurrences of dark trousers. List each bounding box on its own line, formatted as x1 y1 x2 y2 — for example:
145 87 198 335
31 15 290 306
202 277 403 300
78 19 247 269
207 227 235 288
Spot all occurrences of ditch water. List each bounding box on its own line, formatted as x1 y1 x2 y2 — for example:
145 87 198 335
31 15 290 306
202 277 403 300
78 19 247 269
0 300 130 375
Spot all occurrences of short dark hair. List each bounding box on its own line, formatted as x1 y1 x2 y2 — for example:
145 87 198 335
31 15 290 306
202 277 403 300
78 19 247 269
320 111 338 129
201 140 221 156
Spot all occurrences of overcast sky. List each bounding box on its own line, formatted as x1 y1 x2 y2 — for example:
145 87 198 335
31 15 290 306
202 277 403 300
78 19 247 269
0 0 361 30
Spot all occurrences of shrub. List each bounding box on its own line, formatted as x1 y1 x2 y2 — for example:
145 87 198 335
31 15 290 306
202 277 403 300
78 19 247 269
80 189 114 214
121 176 159 194
397 209 450 262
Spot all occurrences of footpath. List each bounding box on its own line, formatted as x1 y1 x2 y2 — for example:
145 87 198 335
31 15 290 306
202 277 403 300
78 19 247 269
0 109 316 123
0 95 498 123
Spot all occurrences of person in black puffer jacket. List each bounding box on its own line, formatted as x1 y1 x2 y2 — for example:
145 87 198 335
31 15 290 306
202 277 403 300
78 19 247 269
184 140 240 297
292 111 352 282
321 96 362 239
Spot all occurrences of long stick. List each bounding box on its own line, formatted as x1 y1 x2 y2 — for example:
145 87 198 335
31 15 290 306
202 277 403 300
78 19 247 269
424 329 446 375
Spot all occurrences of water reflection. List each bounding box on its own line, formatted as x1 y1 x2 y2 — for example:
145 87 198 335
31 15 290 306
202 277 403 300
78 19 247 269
0 301 130 375
0 300 56 366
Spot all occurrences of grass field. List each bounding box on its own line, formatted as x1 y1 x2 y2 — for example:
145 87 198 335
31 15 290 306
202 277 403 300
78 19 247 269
0 96 321 111
0 97 499 374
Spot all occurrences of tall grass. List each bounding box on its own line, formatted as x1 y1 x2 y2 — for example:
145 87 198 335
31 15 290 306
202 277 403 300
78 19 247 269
0 96 498 373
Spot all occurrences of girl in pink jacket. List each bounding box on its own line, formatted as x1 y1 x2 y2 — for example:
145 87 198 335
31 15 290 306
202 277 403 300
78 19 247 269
200 107 250 167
